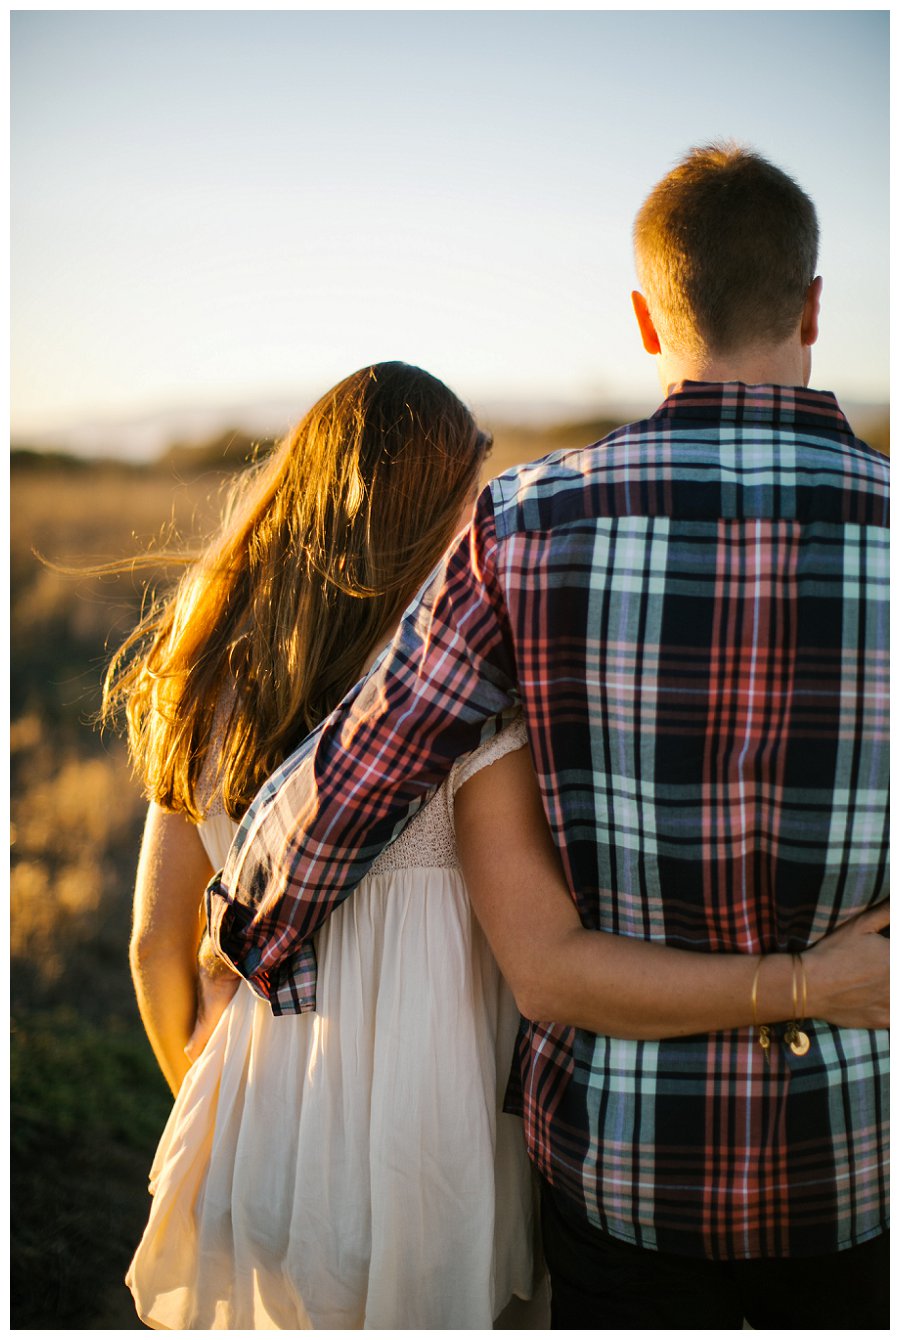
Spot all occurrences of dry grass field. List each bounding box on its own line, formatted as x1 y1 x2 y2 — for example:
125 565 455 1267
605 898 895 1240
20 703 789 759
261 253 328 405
11 455 243 1328
10 409 887 1329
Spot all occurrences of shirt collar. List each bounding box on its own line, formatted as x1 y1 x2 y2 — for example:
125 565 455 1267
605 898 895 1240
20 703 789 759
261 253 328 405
651 380 854 437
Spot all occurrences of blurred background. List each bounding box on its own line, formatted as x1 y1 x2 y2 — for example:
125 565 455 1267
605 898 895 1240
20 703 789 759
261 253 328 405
10 9 889 1328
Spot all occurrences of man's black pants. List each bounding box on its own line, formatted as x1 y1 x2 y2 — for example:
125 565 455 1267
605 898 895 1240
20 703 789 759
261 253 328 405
540 1176 889 1330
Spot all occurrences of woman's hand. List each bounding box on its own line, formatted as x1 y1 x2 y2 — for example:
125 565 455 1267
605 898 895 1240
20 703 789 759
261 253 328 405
803 902 889 1030
185 933 241 1063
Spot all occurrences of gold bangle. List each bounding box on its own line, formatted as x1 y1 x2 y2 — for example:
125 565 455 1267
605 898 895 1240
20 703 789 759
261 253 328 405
785 953 811 1057
750 954 771 1063
798 952 808 1023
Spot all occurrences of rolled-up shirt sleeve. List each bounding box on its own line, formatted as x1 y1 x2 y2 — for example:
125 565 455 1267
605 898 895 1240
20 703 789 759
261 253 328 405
206 486 518 1014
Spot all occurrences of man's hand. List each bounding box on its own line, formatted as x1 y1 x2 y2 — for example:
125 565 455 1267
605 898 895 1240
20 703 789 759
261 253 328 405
185 931 241 1063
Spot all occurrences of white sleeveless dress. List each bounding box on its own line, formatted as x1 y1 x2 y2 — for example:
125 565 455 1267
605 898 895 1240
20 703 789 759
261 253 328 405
126 719 548 1329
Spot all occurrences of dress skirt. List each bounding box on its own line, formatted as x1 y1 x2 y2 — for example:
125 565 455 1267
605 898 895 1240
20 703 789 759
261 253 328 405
126 862 543 1329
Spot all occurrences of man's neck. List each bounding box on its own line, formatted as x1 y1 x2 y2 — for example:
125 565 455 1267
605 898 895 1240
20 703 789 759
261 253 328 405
658 341 810 395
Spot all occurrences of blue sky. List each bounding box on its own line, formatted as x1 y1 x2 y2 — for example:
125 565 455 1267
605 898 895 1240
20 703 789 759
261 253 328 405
11 9 890 456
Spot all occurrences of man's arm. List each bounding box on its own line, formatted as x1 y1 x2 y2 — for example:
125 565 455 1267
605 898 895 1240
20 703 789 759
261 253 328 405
207 488 518 1012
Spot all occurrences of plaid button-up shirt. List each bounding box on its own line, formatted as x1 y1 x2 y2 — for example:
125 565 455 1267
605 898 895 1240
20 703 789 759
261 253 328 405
208 382 889 1260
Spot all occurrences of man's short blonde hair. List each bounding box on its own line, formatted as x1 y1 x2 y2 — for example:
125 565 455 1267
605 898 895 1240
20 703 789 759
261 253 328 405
633 142 819 358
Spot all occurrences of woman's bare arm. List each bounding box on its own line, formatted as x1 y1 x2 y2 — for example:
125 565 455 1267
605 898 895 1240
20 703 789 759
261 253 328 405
454 746 889 1038
130 804 214 1094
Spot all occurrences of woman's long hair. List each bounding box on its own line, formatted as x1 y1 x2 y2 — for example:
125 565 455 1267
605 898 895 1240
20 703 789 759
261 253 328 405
102 362 490 821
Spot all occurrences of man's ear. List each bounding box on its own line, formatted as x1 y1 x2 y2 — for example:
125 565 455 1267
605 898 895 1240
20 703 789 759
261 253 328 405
631 291 661 356
800 275 823 348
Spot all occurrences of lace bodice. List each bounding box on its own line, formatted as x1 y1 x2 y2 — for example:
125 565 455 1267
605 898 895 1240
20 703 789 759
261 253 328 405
367 716 528 876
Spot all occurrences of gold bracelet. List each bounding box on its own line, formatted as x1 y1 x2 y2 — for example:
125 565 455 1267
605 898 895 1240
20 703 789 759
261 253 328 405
785 953 810 1057
750 954 771 1063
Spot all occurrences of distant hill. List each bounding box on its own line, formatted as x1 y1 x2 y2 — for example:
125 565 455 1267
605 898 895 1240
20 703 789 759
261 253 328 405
10 430 278 477
11 447 96 472
11 404 887 479
157 428 278 475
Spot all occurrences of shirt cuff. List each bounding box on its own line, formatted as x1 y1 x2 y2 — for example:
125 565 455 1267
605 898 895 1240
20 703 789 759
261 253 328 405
205 872 319 1014
205 872 273 1004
